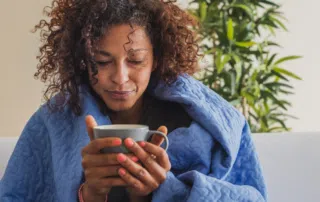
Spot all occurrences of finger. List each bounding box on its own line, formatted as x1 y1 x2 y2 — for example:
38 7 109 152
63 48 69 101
85 115 98 141
118 168 158 194
87 177 127 192
82 153 139 168
123 138 154 165
150 126 168 146
84 166 122 179
82 137 122 155
122 138 166 179
99 177 127 187
118 168 145 192
117 152 162 187
82 153 119 167
138 141 171 171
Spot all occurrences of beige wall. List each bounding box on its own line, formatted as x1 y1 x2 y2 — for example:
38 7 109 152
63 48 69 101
273 0 320 132
1 0 319 137
0 0 50 137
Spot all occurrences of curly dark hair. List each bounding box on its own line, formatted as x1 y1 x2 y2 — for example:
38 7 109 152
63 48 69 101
33 0 200 116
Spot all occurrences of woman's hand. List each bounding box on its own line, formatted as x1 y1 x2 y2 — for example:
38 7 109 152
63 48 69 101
116 126 171 197
81 115 138 202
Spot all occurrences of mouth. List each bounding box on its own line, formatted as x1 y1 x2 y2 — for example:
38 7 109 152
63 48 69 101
105 90 135 99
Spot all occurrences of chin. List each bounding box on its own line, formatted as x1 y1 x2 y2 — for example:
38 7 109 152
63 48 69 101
109 105 132 112
105 101 136 112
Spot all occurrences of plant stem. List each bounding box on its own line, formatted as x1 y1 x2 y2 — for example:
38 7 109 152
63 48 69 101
241 97 249 120
212 32 220 89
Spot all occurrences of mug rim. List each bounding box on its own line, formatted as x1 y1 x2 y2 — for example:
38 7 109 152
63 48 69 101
94 124 149 130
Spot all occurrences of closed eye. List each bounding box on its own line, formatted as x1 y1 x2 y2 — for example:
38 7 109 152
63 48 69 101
129 61 143 65
96 61 112 66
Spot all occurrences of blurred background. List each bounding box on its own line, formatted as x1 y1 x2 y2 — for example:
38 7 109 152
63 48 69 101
0 0 319 137
1 1 319 201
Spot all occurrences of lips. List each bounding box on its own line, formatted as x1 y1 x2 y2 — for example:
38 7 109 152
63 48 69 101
105 90 135 99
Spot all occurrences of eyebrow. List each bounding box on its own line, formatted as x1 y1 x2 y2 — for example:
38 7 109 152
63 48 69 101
97 48 149 57
127 48 149 53
97 50 111 57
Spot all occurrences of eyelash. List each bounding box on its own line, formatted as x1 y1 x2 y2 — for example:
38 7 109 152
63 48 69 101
96 61 112 66
96 61 143 67
129 60 143 65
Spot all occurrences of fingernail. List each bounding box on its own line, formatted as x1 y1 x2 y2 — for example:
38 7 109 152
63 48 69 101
119 168 126 176
138 142 146 147
125 138 134 147
113 139 122 146
131 156 139 162
117 153 127 163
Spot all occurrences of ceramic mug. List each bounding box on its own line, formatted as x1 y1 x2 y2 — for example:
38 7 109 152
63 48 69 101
93 124 169 153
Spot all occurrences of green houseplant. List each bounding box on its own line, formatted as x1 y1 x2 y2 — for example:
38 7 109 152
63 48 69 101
187 0 302 133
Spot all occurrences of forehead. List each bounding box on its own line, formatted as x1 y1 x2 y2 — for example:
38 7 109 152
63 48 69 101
97 24 152 53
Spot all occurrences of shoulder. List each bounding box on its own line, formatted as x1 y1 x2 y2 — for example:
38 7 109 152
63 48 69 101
34 93 78 133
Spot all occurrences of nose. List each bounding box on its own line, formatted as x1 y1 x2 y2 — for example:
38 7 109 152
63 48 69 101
111 62 129 85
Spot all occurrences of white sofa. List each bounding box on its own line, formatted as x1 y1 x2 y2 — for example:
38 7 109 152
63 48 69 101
0 137 18 180
1 133 320 202
252 132 320 202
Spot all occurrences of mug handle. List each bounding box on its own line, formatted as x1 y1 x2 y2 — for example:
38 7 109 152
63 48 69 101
147 130 169 151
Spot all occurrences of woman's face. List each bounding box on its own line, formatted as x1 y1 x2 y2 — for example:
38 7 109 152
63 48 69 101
89 24 154 112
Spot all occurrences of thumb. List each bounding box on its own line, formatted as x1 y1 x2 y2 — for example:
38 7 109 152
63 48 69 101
151 125 168 146
85 115 98 141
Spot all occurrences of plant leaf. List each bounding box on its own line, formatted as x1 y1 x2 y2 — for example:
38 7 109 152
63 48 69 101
215 50 222 72
271 70 289 81
274 55 302 65
188 0 298 133
259 72 273 84
241 91 255 103
200 2 207 22
261 116 269 128
265 41 282 47
227 4 254 20
249 111 259 121
270 117 288 130
270 16 288 31
272 113 298 119
279 89 294 95
217 54 231 74
273 67 302 80
235 41 256 47
267 53 278 67
264 82 293 89
267 127 285 132
261 90 287 110
259 0 279 7
230 71 236 95
227 18 234 41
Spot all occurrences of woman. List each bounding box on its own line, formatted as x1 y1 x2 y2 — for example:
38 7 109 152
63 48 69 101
0 0 267 201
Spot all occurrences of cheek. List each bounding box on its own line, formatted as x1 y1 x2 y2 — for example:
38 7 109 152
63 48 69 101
134 68 152 86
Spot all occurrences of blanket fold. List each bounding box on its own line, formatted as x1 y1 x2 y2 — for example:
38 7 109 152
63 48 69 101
0 75 267 202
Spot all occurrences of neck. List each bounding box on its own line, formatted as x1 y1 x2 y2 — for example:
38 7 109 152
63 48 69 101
110 96 144 125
